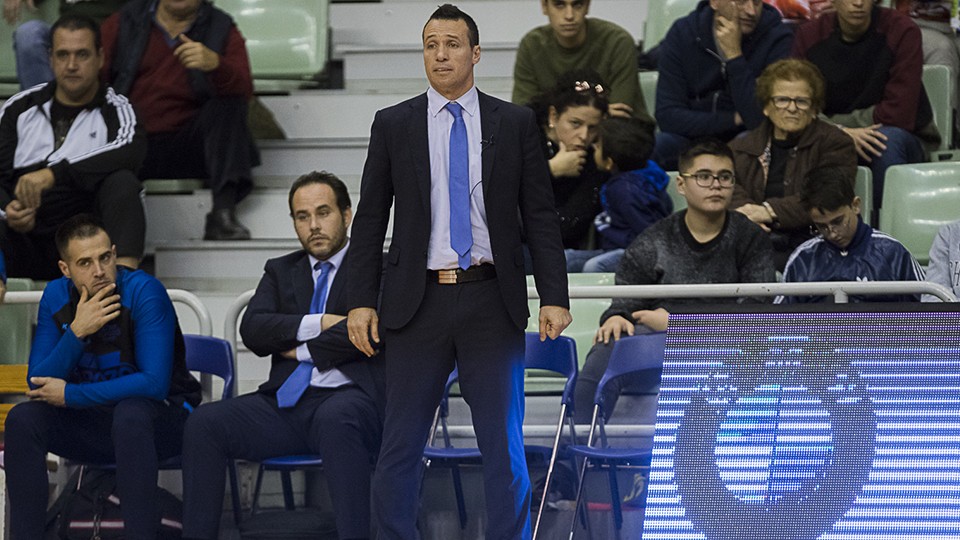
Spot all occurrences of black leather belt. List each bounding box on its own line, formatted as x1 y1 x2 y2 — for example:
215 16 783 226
428 264 497 284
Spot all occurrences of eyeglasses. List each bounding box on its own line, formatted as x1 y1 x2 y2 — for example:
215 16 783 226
574 80 605 95
810 212 851 236
770 96 813 111
681 170 736 188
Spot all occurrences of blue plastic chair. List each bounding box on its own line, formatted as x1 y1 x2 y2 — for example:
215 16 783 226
76 335 242 524
566 332 666 538
249 454 325 514
422 333 579 536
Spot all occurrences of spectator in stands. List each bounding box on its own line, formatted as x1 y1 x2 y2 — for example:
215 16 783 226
573 138 775 421
923 220 960 301
653 0 792 170
792 0 939 212
779 166 924 303
513 0 651 122
181 172 383 540
4 214 200 540
529 69 611 270
0 248 6 303
730 59 856 270
586 115 671 273
100 0 258 241
3 0 127 89
0 14 145 282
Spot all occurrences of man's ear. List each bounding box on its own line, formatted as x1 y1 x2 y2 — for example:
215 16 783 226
58 259 70 279
852 196 862 215
675 174 686 196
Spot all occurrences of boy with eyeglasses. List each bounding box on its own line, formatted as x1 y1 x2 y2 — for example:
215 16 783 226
778 166 923 303
573 138 775 423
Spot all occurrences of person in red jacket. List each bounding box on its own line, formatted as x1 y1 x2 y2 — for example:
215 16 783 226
100 0 258 240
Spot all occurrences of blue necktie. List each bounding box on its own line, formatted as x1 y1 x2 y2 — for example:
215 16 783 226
277 261 332 408
446 102 473 270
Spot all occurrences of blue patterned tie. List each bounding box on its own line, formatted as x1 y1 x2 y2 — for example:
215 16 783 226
277 261 332 408
446 102 473 270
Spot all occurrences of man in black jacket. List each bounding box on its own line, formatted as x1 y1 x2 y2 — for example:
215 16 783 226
181 172 384 540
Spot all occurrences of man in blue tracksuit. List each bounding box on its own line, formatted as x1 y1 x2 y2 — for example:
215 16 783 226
3 214 200 540
653 0 793 169
778 166 924 303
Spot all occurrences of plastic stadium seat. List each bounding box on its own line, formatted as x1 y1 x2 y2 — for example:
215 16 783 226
527 273 615 369
639 71 658 120
0 278 37 365
643 0 700 51
879 162 960 265
215 0 329 79
855 166 873 226
922 64 953 151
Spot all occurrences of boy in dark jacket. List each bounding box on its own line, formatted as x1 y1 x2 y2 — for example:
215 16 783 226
586 116 672 273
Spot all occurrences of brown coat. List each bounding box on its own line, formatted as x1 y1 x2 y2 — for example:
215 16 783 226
729 118 857 230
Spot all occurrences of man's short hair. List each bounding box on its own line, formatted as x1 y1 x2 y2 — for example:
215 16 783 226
677 138 735 172
425 4 479 48
50 14 102 51
55 214 107 260
288 171 352 214
756 59 826 113
598 116 655 172
800 167 856 213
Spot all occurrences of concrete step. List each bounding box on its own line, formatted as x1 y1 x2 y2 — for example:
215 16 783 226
256 138 369 178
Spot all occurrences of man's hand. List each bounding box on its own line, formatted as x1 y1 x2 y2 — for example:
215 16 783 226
736 203 773 230
5 200 36 233
842 124 887 162
347 307 380 357
14 168 54 209
280 348 298 359
321 313 347 331
594 314 634 344
70 284 121 339
809 0 834 18
539 305 572 341
632 308 670 332
549 141 587 177
174 35 220 72
607 102 634 119
27 377 66 407
3 0 34 25
714 0 743 60
0 280 6 304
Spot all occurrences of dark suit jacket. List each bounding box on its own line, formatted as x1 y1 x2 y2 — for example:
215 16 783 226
346 91 569 329
240 250 385 411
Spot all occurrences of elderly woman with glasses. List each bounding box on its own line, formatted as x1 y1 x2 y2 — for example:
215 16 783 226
729 58 857 270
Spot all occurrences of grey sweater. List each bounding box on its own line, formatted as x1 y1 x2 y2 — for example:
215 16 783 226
600 210 775 324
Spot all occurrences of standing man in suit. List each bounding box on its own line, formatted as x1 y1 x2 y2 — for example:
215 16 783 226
181 171 383 540
346 5 572 539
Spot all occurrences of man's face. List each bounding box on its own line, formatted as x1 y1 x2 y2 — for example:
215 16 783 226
291 183 351 261
422 17 480 100
711 0 763 35
58 230 118 295
832 0 874 38
676 154 735 215
50 27 102 106
810 198 861 250
541 0 590 45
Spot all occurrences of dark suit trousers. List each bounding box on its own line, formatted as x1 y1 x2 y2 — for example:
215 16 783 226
4 398 187 540
372 278 530 540
181 386 380 540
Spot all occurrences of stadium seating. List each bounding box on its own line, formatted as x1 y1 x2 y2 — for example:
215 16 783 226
213 0 329 79
879 162 960 265
855 166 873 226
0 278 36 365
642 0 699 51
922 64 953 151
639 71 657 119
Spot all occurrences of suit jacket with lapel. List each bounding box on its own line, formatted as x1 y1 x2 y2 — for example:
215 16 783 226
346 91 569 330
240 250 384 411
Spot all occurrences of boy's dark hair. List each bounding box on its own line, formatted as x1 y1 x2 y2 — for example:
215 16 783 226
800 166 856 213
50 14 101 51
55 214 107 260
598 117 655 172
288 171 352 214
677 138 735 172
425 4 479 47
